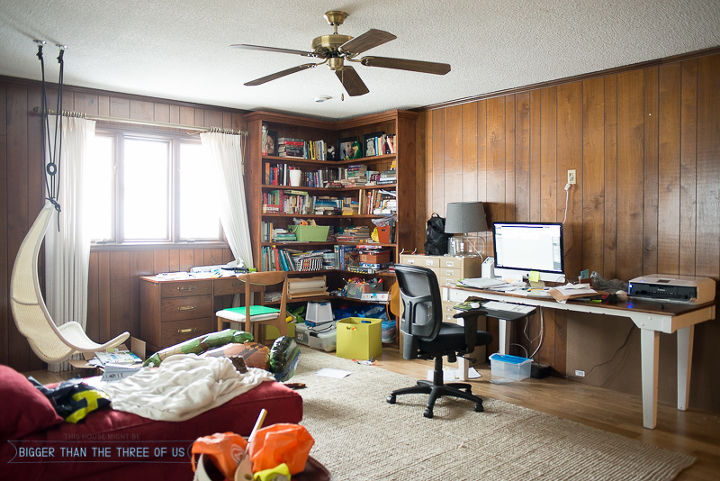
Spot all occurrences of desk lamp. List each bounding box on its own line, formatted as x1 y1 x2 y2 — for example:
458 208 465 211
444 202 488 257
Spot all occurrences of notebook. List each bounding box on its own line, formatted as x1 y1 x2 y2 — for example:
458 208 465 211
216 305 280 322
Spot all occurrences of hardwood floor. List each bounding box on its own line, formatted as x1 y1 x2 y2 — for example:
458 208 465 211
24 346 719 480
375 346 720 481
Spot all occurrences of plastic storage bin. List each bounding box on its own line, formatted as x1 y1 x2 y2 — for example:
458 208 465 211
336 317 382 360
288 225 330 242
295 322 336 352
489 353 532 381
381 319 396 343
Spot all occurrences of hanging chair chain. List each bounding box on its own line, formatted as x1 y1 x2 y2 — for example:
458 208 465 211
35 40 66 218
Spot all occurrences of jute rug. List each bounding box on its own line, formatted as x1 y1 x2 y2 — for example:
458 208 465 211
292 347 694 481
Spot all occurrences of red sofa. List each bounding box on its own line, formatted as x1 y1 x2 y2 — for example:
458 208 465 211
0 365 303 481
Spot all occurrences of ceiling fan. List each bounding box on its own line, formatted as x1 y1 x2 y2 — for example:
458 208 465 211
232 10 451 97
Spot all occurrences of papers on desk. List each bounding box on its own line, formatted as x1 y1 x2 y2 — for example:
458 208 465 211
457 277 506 289
548 283 598 303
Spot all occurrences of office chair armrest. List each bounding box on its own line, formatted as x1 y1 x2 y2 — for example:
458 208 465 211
452 309 486 353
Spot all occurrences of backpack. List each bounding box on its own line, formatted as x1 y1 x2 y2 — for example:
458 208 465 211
424 213 450 255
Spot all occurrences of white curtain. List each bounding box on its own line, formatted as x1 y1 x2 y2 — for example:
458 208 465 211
44 116 95 371
200 132 254 268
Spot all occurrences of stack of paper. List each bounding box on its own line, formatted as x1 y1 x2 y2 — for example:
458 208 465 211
287 276 328 299
548 283 599 303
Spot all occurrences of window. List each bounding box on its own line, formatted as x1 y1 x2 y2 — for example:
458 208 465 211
86 131 222 244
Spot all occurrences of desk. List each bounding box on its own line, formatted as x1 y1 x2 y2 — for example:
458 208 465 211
140 276 248 352
444 285 716 429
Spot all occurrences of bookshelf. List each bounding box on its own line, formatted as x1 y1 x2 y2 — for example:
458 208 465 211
244 110 417 308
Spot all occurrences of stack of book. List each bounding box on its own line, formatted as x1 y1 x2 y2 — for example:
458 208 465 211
335 225 370 242
341 196 359 215
272 228 296 242
312 195 342 215
278 137 306 158
339 164 368 186
262 190 313 215
378 170 397 185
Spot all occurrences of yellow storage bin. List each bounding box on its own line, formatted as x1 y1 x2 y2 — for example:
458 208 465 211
336 317 382 360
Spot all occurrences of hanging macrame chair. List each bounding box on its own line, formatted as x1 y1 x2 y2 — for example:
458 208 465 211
10 203 130 363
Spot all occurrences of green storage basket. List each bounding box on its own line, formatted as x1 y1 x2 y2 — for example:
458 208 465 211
289 225 330 242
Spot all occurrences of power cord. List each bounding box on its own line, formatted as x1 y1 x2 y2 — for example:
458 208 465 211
562 183 571 224
528 307 544 359
584 324 636 379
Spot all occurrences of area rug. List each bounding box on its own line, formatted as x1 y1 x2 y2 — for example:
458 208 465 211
292 348 694 481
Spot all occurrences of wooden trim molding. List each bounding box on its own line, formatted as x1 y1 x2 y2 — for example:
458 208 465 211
418 46 720 112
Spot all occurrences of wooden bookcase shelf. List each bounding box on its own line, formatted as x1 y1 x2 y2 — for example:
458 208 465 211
261 184 397 192
244 109 417 327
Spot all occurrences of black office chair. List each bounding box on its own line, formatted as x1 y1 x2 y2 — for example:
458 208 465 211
386 264 493 418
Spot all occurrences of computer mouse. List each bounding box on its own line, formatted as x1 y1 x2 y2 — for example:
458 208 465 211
470 302 480 309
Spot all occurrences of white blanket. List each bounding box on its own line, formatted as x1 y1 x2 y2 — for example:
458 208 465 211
99 354 274 421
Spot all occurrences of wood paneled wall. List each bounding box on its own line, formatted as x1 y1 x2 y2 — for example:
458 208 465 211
0 77 242 370
422 52 720 412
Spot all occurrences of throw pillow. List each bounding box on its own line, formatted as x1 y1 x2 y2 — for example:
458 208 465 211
0 365 63 439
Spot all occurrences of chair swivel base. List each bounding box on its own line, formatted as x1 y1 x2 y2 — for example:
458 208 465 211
386 379 484 418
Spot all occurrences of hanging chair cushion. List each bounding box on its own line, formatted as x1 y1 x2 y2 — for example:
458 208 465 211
0 365 63 439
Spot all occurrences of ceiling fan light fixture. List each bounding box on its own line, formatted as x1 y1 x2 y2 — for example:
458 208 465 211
235 10 451 97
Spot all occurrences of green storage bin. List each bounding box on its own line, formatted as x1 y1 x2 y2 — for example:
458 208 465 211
336 317 382 360
289 225 330 242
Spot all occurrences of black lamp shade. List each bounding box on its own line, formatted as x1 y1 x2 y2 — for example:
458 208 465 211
444 202 488 233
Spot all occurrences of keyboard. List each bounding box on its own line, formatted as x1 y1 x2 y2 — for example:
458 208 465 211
482 301 536 315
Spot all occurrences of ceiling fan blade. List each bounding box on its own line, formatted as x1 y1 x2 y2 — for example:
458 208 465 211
231 43 317 58
335 66 369 96
339 29 396 56
245 63 319 86
360 56 451 75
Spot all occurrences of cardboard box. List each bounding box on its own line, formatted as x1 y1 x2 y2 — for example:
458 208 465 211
295 322 336 352
336 317 382 360
359 250 391 264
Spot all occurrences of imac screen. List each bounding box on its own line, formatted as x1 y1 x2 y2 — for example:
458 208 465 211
492 222 564 281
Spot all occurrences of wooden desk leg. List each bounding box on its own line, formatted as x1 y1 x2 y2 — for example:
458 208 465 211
640 328 660 429
677 325 694 411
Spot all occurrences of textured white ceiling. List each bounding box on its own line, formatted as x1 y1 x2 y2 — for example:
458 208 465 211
1 1 719 119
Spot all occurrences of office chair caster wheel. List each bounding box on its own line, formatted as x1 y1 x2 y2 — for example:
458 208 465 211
474 403 483 412
423 408 433 418
386 395 396 404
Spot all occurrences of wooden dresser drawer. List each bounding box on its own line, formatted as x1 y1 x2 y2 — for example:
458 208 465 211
213 277 246 296
160 280 212 298
161 294 213 321
161 318 213 347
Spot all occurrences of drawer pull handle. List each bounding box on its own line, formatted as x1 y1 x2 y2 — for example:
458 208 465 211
178 328 193 334
177 305 197 311
177 286 195 292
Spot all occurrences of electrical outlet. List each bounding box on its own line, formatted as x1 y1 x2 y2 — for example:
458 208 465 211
567 169 577 185
574 369 585 377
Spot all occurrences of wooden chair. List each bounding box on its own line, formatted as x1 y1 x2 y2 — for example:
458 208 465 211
215 271 289 344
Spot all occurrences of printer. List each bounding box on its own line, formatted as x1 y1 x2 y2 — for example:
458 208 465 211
628 274 716 304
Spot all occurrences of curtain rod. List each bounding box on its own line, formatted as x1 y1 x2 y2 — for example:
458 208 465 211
31 106 247 136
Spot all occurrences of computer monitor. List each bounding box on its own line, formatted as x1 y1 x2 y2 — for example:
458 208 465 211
492 222 565 283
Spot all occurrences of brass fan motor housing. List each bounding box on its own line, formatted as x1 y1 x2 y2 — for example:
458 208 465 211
311 34 352 56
